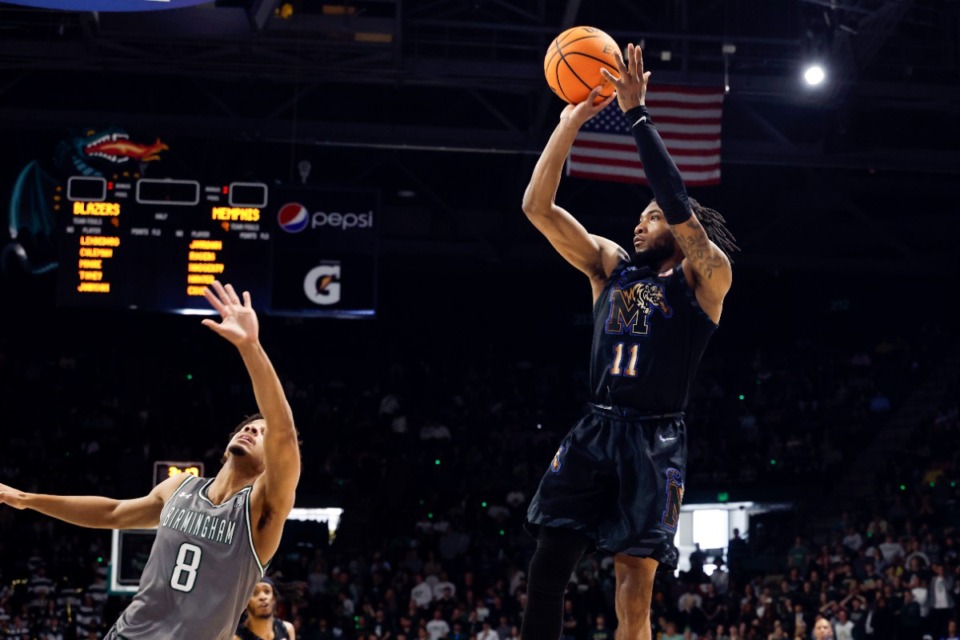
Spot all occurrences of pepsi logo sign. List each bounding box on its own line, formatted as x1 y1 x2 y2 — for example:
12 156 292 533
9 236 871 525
277 202 309 233
277 202 374 232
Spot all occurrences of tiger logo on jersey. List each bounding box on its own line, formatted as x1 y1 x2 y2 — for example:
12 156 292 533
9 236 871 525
605 281 673 336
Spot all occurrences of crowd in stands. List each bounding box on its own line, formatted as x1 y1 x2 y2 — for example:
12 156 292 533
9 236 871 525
0 284 957 640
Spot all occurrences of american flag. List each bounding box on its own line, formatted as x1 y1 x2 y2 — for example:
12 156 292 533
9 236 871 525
566 85 724 186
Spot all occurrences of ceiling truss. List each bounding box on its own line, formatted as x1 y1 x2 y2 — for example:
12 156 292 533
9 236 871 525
0 0 957 274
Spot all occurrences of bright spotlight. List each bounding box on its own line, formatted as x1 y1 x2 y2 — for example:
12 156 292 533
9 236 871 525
803 64 826 86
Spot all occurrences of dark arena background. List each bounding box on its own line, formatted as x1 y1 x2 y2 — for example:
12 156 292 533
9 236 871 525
1 1 959 639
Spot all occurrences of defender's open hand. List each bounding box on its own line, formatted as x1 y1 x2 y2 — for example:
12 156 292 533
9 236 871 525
201 280 259 347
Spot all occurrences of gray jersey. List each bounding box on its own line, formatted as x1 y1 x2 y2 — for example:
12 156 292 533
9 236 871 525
112 475 264 640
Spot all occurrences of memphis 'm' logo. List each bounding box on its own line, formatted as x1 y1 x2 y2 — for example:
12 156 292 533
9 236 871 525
661 468 684 531
304 262 341 305
277 202 309 233
604 282 672 335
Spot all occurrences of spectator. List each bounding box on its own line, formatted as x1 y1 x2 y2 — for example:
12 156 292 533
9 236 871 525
561 599 579 640
768 620 787 640
939 620 959 640
6 615 31 640
663 620 685 640
814 617 834 640
842 527 864 554
411 575 434 611
38 615 66 640
587 615 611 640
495 615 513 640
787 537 811 573
425 609 450 640
728 530 749 583
833 609 854 640
927 562 955 638
899 590 923 640
477 621 498 640
73 594 102 639
711 559 731 596
878 535 906 568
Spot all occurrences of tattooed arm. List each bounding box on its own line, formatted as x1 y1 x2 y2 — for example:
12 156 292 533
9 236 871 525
671 215 732 323
602 42 731 323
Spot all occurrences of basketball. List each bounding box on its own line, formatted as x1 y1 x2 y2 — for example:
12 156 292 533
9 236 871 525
544 26 620 105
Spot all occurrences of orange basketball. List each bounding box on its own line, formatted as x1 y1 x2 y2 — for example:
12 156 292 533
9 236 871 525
544 26 620 105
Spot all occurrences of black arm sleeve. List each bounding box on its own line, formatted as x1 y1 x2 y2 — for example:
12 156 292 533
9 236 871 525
626 105 692 225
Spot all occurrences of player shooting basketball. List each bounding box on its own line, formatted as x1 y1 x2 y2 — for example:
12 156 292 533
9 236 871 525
0 280 301 640
519 43 737 640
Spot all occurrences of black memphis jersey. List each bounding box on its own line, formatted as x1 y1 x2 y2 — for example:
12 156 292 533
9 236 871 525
590 260 716 412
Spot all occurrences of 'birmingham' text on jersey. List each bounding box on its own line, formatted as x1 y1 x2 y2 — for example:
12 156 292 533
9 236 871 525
160 506 237 545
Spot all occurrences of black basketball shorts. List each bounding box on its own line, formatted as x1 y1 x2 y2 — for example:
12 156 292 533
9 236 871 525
525 403 686 567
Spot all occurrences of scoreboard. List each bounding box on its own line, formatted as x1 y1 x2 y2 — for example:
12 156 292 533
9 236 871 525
55 175 378 317
152 460 205 487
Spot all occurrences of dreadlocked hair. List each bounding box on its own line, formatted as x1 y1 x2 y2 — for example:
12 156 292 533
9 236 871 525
688 197 739 263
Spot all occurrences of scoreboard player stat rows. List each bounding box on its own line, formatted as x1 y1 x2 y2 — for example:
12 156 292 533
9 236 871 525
58 175 272 312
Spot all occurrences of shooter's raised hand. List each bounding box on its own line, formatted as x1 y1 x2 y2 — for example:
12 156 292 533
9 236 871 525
600 42 650 113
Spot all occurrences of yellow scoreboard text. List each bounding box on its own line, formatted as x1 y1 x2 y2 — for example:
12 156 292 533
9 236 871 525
166 465 201 478
211 207 260 222
80 235 121 246
74 201 121 216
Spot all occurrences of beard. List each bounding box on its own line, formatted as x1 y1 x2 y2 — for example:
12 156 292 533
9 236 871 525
630 234 677 270
227 443 247 457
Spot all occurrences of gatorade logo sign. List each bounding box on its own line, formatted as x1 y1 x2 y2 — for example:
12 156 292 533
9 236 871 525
277 202 374 232
304 262 342 306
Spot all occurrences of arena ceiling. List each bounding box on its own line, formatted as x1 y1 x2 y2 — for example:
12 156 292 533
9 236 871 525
0 0 958 276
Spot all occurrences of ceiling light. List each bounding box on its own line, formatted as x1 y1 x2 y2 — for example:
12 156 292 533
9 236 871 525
803 64 826 86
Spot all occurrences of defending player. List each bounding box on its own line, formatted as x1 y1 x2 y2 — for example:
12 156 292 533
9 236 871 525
519 44 736 640
0 280 301 640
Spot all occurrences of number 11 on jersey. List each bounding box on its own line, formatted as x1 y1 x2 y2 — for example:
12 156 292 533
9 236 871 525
610 342 639 377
